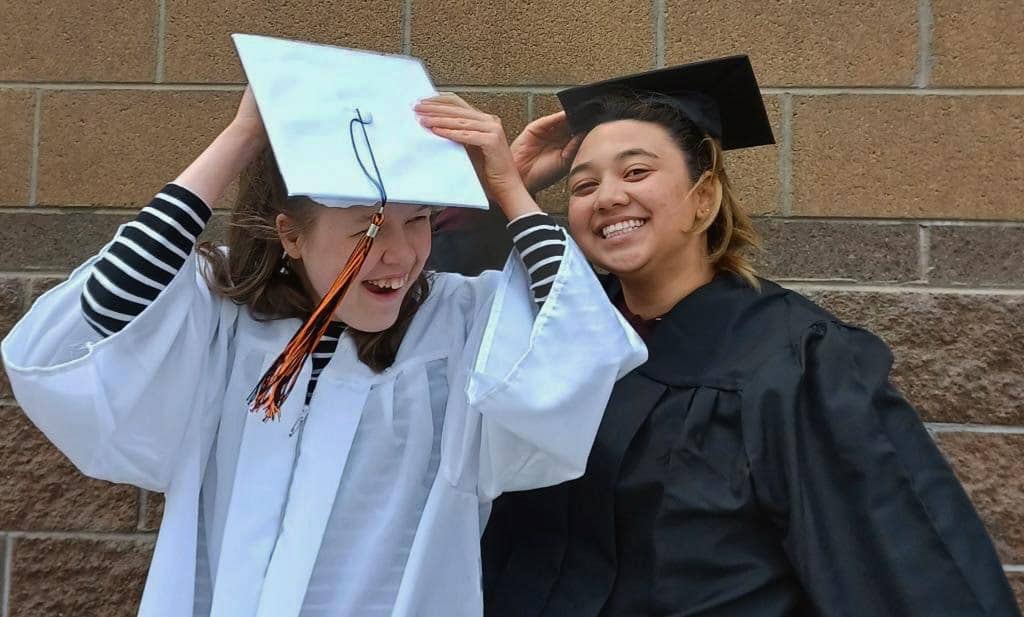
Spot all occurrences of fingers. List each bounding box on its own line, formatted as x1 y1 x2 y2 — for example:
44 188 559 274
417 114 497 134
426 126 495 148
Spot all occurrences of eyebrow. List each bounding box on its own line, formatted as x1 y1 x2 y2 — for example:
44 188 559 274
568 148 661 178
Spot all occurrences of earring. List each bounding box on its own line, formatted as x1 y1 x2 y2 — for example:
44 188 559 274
278 249 290 275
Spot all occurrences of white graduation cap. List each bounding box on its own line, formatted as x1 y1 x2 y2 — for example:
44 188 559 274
232 33 489 210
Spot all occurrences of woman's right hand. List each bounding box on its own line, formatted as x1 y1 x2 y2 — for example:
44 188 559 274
511 111 582 194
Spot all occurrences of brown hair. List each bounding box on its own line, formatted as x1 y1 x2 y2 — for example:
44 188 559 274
196 148 430 372
573 94 761 287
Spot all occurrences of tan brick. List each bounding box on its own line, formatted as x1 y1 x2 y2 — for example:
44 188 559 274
811 291 1024 425
37 90 238 207
165 0 402 83
9 537 151 617
932 0 1024 87
0 406 138 531
0 91 34 205
0 0 155 82
454 92 530 144
935 433 1024 563
666 0 917 86
412 0 652 85
530 94 781 216
792 96 1024 220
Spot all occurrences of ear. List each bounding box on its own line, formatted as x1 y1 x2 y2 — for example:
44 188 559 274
692 173 724 233
276 213 304 260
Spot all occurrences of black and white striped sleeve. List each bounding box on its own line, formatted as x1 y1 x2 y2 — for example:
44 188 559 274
506 212 567 308
80 183 212 337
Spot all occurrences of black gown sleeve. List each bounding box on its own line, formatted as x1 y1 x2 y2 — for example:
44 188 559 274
744 320 1020 617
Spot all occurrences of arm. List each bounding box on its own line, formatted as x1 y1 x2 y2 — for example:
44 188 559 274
746 321 1021 616
83 88 267 336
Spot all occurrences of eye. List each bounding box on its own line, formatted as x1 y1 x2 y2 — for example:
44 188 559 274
571 181 597 197
625 167 652 180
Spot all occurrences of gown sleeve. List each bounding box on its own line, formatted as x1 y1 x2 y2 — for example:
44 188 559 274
453 234 647 501
0 185 234 492
744 320 1021 617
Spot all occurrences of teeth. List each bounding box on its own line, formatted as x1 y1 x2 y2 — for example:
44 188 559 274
601 219 646 239
367 274 407 290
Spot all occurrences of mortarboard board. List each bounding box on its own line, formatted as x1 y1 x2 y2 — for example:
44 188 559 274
232 33 488 210
557 55 775 151
231 34 489 420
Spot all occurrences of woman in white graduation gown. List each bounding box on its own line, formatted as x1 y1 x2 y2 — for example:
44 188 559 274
0 83 646 616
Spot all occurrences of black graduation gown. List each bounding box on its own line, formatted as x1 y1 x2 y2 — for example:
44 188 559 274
482 273 1020 617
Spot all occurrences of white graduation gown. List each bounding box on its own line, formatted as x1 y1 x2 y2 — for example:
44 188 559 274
1 236 646 617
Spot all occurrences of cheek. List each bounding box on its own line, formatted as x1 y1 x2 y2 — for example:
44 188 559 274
566 198 592 238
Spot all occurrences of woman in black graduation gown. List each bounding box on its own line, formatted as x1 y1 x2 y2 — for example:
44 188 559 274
478 56 1022 617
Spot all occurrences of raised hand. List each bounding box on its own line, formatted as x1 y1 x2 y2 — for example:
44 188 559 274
510 111 582 194
415 93 539 219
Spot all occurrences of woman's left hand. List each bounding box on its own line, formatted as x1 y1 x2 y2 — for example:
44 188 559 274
415 94 538 218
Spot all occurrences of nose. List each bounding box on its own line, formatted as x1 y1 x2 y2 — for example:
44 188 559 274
593 177 629 212
376 220 416 266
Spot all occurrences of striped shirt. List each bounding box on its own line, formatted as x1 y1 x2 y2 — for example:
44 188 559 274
81 184 567 405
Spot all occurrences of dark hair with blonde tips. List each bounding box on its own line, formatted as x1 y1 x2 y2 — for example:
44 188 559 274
573 93 762 288
196 148 431 372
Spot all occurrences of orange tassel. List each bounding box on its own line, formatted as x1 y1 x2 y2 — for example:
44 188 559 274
248 208 385 421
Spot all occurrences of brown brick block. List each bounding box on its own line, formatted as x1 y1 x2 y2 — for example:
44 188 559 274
0 91 34 205
757 220 920 283
0 278 27 399
9 536 151 617
0 1 155 82
1009 574 1024 611
141 491 164 531
0 406 138 531
412 0 652 85
935 432 1024 563
164 0 402 83
792 96 1024 220
37 90 238 207
0 212 131 271
666 0 916 86
928 226 1024 287
932 1 1024 87
810 291 1024 425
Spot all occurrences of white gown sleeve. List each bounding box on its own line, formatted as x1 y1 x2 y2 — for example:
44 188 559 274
1 248 233 491
460 237 647 501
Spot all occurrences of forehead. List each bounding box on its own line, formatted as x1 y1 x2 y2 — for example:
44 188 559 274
574 119 680 163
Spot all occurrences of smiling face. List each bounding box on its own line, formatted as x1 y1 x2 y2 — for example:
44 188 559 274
278 202 432 332
566 119 713 283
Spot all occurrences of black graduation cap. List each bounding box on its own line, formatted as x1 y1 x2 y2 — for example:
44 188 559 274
556 55 775 151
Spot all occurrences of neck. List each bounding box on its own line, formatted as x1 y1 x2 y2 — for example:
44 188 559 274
618 247 716 320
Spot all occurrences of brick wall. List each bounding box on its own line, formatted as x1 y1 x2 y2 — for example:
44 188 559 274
0 0 1021 614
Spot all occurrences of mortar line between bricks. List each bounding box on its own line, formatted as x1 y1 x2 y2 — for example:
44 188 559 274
653 0 666 69
1004 565 1024 573
918 225 931 283
783 282 1024 296
914 0 933 88
155 0 167 82
3 83 1024 95
3 531 157 542
926 422 1024 434
401 0 412 55
137 489 148 531
526 92 535 120
2 535 10 617
755 216 1024 227
779 94 794 216
27 90 40 207
0 271 70 279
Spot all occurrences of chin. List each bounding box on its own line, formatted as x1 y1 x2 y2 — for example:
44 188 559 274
334 309 401 333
